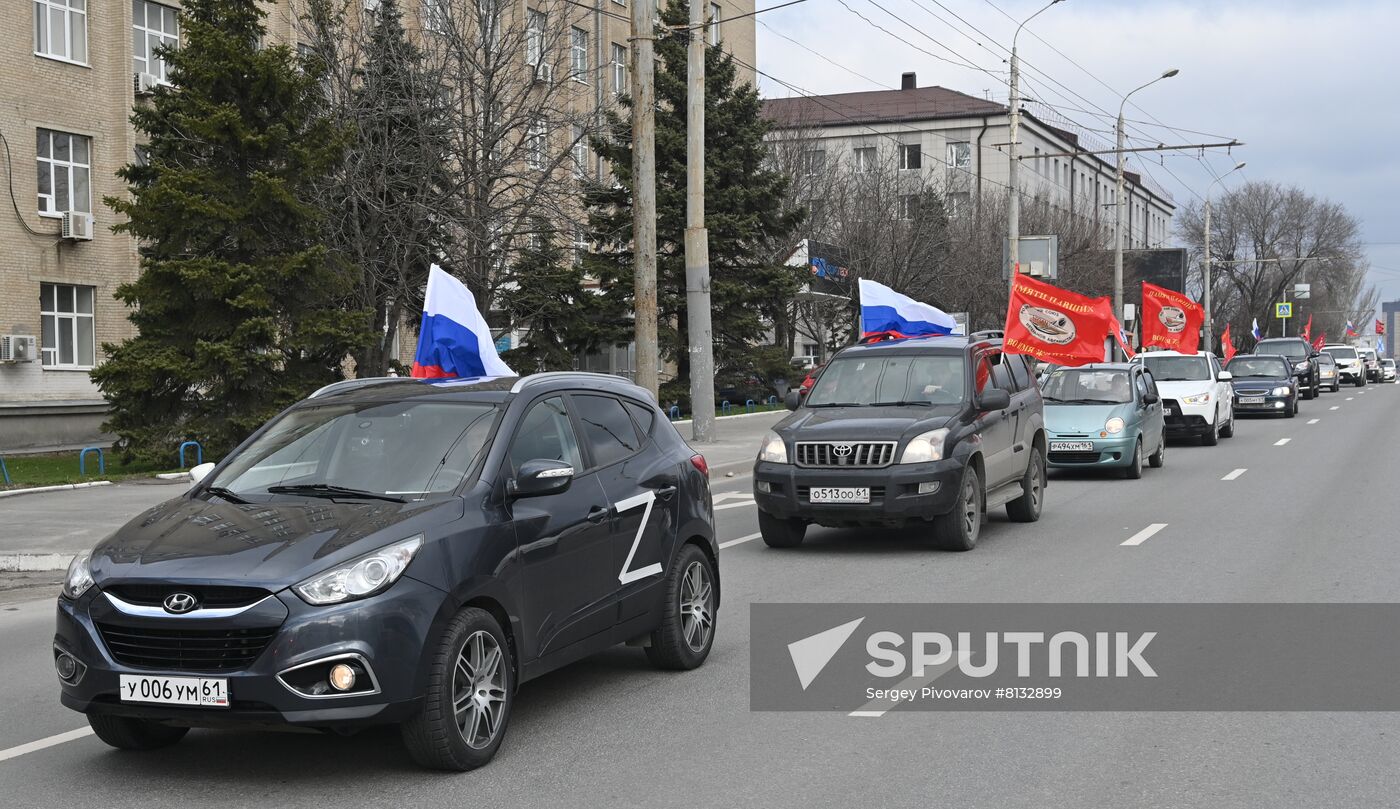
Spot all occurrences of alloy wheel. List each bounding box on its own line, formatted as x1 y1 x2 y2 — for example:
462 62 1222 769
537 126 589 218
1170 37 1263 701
452 631 507 750
962 476 980 539
679 560 715 652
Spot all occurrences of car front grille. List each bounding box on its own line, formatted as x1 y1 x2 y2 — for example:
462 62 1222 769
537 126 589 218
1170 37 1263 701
794 441 897 468
103 584 271 609
96 623 278 671
1048 451 1102 464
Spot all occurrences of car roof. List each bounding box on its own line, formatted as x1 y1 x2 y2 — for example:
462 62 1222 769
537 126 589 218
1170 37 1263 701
305 372 655 405
1134 350 1212 358
1256 337 1306 342
836 334 1000 356
1050 362 1135 372
1234 353 1288 360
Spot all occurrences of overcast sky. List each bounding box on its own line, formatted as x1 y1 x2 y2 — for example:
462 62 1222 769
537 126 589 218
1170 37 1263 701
755 0 1400 311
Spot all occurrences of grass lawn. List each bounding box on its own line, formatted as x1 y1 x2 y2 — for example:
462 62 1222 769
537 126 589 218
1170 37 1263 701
0 452 181 490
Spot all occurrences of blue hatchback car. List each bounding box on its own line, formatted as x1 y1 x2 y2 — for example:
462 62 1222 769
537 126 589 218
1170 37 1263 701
1042 363 1166 479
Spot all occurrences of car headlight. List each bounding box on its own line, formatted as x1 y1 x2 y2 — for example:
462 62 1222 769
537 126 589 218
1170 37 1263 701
1271 386 1291 396
1104 417 1125 435
62 552 94 600
899 428 950 464
758 431 789 464
293 536 422 606
1181 392 1212 404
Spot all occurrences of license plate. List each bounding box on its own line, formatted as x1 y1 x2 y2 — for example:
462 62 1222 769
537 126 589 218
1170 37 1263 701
809 487 870 504
1050 441 1094 452
119 674 229 708
1239 396 1265 404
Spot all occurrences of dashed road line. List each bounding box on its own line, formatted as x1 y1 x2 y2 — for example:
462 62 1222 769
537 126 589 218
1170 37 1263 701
715 499 755 512
1121 523 1168 547
1346 397 1355 401
1221 468 1247 481
719 532 761 550
1330 406 1340 410
0 728 93 763
1274 438 1292 446
1307 418 1319 424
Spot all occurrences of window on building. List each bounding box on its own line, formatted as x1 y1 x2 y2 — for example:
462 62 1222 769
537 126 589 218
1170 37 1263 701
132 1 179 82
1033 147 1041 173
852 146 876 173
611 43 627 96
897 194 919 221
34 0 87 64
479 0 501 45
40 283 96 368
570 26 588 81
572 228 589 268
36 129 91 216
526 8 545 67
708 3 721 46
421 0 445 31
526 118 547 170
571 124 588 178
898 143 921 171
801 149 825 177
945 141 970 173
948 191 970 217
364 0 380 11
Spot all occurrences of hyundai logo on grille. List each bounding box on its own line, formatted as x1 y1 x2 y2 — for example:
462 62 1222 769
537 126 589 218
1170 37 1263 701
832 443 853 457
162 592 199 614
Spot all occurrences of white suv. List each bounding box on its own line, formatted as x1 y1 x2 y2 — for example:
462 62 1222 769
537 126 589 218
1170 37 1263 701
1132 350 1235 446
1322 344 1365 387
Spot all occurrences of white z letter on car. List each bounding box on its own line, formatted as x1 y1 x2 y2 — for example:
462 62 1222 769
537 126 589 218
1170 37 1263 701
614 491 663 584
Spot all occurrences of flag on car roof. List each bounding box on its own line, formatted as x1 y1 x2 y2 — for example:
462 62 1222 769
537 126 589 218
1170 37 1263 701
1221 323 1237 363
1301 314 1313 344
411 265 515 380
1345 320 1358 338
1379 335 1387 355
1139 282 1203 354
857 278 958 340
1002 273 1130 367
1376 319 1385 336
1313 333 1326 351
1251 318 1262 341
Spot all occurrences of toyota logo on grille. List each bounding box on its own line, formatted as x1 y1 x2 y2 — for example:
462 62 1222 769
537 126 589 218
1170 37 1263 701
832 443 854 457
162 592 199 614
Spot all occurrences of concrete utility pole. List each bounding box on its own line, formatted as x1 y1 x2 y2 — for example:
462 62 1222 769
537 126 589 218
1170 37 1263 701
1007 0 1065 291
631 0 659 398
1114 68 1178 357
1202 161 1246 354
684 0 715 443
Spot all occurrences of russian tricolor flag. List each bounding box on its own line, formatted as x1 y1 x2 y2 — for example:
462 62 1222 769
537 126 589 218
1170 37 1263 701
858 279 958 340
1251 318 1261 341
411 265 515 380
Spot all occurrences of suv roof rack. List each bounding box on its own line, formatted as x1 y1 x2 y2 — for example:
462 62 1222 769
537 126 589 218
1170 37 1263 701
309 377 410 398
969 330 1004 340
508 371 642 395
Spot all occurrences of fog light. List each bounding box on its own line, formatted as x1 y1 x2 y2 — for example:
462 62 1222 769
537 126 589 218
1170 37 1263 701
329 663 357 692
918 481 940 495
756 480 772 494
1274 401 1284 409
55 653 77 681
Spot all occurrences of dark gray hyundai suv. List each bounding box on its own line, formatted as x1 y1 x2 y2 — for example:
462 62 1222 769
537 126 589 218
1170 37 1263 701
54 373 717 771
753 335 1046 551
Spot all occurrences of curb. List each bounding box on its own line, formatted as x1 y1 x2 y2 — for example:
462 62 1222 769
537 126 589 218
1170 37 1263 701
670 409 785 426
0 481 113 499
0 553 74 572
155 472 188 480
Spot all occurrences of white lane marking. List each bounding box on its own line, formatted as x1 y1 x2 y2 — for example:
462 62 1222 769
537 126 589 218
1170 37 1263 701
1329 406 1340 410
713 492 754 503
719 532 761 549
1346 397 1355 401
1121 523 1168 547
0 727 93 763
1221 468 1247 481
849 710 886 718
1307 418 1320 424
847 650 972 717
1274 438 1291 446
715 500 755 512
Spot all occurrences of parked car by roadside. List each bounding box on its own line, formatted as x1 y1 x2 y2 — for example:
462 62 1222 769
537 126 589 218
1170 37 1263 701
1226 354 1300 418
1254 337 1321 399
1322 344 1366 387
1316 352 1341 393
1131 350 1235 445
1384 358 1396 382
754 334 1046 551
1041 363 1165 478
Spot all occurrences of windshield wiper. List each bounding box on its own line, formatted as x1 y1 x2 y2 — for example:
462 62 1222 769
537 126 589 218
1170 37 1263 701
807 401 862 408
202 486 249 504
870 400 933 407
265 484 406 503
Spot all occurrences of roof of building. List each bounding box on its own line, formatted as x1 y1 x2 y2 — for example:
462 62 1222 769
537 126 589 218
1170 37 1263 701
763 84 1006 130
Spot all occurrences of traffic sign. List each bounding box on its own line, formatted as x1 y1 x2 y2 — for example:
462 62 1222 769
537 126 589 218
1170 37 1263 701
1275 302 1293 319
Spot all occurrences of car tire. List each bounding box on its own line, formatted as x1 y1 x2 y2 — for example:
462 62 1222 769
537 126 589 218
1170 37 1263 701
1005 447 1044 523
1220 413 1235 438
758 510 806 548
87 714 189 751
402 607 513 772
1356 377 1365 388
1285 398 1296 418
1148 431 1166 468
645 542 717 671
933 465 982 551
1201 421 1219 446
1123 439 1143 480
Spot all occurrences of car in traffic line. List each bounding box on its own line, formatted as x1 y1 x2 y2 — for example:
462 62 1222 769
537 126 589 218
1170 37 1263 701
1131 350 1235 445
1384 358 1397 382
1321 344 1365 387
1253 337 1321 399
1226 354 1300 418
1041 363 1166 479
1316 351 1341 393
55 372 717 771
754 334 1046 552
1357 346 1382 382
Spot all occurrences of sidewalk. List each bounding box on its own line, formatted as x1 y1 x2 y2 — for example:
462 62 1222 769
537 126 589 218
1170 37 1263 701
670 409 782 476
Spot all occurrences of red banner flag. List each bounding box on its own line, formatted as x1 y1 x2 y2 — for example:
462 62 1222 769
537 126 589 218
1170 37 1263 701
1003 274 1128 367
1301 314 1313 343
1139 282 1204 354
1376 319 1386 336
1221 323 1237 363
1313 333 1326 351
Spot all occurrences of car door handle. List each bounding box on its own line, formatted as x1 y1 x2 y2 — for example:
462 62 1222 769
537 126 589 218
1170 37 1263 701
654 485 678 500
587 506 610 524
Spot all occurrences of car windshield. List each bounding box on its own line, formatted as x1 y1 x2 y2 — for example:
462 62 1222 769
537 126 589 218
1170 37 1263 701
1227 357 1291 378
806 354 965 406
1257 340 1308 359
1328 346 1357 360
1041 369 1133 404
1317 354 1336 366
208 400 499 500
1138 355 1211 382
1386 360 1396 368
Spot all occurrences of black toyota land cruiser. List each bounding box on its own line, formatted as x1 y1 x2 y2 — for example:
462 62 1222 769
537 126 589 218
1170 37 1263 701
752 335 1046 551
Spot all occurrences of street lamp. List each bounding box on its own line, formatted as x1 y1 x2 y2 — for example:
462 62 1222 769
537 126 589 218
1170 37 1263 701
1113 68 1179 356
1202 160 1246 353
1007 0 1066 292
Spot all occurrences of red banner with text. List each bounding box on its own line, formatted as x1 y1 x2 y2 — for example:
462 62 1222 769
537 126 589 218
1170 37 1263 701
1004 274 1129 367
1139 282 1204 354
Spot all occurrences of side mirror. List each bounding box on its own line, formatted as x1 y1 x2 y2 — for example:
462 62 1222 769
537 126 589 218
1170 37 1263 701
188 462 216 485
1217 371 1233 382
1310 351 1321 358
508 459 574 498
784 390 802 411
979 388 1011 411
1143 391 1160 405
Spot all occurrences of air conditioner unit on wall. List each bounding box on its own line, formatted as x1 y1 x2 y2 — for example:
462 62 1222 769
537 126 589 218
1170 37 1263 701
0 335 39 363
133 72 160 96
61 211 93 241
